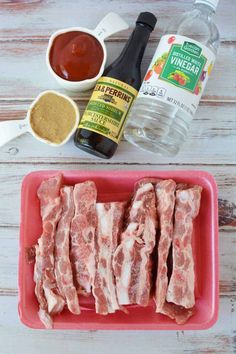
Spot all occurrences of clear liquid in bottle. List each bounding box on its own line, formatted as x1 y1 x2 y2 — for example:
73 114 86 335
124 0 220 156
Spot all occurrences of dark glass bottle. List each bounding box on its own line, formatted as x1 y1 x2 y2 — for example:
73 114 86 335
74 12 157 159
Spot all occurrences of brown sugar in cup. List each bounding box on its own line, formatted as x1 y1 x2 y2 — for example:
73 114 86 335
28 91 80 146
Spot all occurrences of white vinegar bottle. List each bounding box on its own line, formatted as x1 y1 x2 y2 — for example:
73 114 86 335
124 0 220 156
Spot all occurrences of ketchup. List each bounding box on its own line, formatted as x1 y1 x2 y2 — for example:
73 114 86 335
49 31 104 81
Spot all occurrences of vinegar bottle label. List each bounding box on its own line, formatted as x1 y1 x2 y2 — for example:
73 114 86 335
78 77 138 144
139 34 215 118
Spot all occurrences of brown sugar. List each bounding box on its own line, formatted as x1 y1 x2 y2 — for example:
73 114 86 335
30 92 76 144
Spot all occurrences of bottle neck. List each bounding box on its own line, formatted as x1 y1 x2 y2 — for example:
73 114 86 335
116 24 152 67
194 2 215 17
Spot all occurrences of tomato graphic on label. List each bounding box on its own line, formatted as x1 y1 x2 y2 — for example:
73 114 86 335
173 73 180 81
168 36 176 44
194 81 202 95
152 52 168 76
144 70 153 81
167 70 190 86
153 62 164 74
178 77 186 86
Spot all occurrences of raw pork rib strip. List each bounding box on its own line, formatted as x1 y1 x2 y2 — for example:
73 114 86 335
113 182 157 306
155 179 176 312
34 175 65 328
134 177 162 190
93 202 126 315
54 186 80 315
166 185 202 309
70 181 97 295
161 302 195 325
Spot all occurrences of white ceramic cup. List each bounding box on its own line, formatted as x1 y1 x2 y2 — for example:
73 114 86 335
46 12 129 92
0 90 80 148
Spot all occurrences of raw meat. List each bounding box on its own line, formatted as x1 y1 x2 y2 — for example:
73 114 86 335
34 175 65 328
166 185 202 309
155 179 176 312
54 186 80 315
26 245 36 263
70 181 97 295
161 302 195 325
92 202 126 315
113 182 157 306
134 177 162 190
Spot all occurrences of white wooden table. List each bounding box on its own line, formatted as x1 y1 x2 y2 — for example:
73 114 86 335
0 1 236 353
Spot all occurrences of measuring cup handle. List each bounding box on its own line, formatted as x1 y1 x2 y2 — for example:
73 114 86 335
0 119 29 148
94 12 129 41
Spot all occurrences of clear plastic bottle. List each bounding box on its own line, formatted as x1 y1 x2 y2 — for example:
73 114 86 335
124 0 220 156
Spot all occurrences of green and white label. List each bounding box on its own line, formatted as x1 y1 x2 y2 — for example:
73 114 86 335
160 41 206 92
78 77 137 143
139 34 215 118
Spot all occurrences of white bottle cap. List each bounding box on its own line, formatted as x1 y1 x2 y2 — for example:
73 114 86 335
194 0 219 11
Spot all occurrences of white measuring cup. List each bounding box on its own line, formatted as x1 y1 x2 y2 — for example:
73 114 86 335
0 90 80 148
46 12 129 92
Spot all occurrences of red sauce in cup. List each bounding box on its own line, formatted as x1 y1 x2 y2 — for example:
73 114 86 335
49 31 104 82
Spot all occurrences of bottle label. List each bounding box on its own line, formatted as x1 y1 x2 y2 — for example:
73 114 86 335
139 34 215 118
78 77 138 144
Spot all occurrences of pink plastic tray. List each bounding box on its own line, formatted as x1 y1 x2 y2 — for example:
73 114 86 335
19 170 218 330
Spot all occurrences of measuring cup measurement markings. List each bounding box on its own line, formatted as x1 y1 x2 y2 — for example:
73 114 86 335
46 12 129 92
0 91 80 148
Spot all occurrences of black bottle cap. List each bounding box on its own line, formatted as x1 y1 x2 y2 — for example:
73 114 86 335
136 12 157 31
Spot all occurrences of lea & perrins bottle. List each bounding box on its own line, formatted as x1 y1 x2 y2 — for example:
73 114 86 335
74 12 157 159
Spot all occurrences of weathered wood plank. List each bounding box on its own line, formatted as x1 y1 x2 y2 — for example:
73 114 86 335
0 0 235 41
0 227 18 294
0 163 236 227
0 102 236 164
0 226 234 296
219 199 236 228
219 231 236 296
0 41 235 100
0 295 235 354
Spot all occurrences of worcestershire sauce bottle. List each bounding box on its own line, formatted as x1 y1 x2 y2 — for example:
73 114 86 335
74 12 157 159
